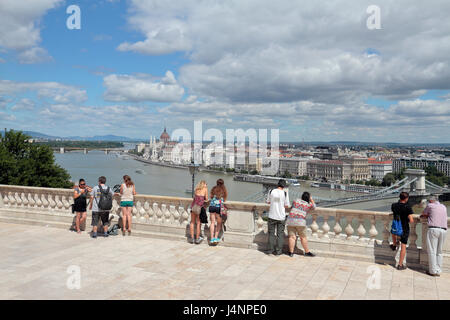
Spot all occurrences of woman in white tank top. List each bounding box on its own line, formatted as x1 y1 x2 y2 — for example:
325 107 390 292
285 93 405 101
120 175 136 236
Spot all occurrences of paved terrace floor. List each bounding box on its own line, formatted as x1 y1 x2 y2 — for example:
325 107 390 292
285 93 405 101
1 222 450 300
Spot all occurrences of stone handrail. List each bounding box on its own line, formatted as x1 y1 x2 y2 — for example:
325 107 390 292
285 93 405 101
0 184 448 271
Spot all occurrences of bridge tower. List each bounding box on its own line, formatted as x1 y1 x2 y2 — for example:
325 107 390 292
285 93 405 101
59 147 65 154
83 148 88 154
404 169 427 196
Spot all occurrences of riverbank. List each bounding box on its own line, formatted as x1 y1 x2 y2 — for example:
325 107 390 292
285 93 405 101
128 154 234 175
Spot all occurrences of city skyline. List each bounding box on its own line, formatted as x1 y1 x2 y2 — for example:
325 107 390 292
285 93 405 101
1 1 450 143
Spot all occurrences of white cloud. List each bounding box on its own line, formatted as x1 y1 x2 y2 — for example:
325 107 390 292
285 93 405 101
121 0 450 105
0 0 61 63
0 80 88 104
11 98 35 111
18 47 52 64
0 111 16 121
103 71 185 102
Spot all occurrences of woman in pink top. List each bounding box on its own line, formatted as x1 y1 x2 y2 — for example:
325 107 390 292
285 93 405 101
190 180 208 244
286 191 316 257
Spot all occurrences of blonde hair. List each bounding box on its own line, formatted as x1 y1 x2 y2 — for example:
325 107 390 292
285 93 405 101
195 180 207 193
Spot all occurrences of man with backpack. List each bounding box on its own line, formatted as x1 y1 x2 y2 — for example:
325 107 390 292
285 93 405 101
390 192 414 270
89 176 114 238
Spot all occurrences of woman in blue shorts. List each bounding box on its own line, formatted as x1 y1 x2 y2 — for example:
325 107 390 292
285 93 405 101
120 175 136 236
209 179 228 244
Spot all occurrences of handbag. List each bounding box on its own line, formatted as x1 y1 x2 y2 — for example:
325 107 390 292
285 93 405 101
391 216 403 236
200 206 208 224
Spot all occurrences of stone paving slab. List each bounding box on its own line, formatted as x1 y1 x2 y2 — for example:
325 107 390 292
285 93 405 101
1 222 450 300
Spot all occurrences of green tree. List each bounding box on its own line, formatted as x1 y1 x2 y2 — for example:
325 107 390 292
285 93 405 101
382 173 396 187
0 130 72 188
282 170 292 178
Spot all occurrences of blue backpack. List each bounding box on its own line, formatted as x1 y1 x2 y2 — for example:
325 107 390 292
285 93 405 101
391 216 403 236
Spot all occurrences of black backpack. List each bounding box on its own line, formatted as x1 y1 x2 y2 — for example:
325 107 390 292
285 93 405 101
96 185 113 211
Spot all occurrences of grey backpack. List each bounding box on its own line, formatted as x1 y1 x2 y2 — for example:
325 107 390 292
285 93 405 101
96 185 113 211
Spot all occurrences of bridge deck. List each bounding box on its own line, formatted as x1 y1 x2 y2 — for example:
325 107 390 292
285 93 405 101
1 222 450 300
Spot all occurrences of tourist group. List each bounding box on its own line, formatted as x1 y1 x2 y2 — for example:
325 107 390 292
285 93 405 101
71 176 447 276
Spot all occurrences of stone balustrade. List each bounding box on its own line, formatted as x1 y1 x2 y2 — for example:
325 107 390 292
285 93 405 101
1 184 449 271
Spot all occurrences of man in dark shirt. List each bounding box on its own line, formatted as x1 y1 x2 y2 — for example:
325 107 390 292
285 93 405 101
391 192 414 270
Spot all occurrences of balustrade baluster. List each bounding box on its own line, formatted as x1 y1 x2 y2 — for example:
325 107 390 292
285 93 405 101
169 205 177 224
368 216 378 244
310 214 319 238
357 216 366 241
163 204 171 223
143 201 150 222
256 210 264 232
172 203 180 223
28 193 35 208
180 205 189 226
345 218 355 240
2 193 8 207
139 201 147 222
34 193 42 208
382 218 390 246
55 195 63 210
155 203 163 223
62 195 70 211
9 192 16 207
409 220 418 250
133 201 140 221
21 193 28 208
334 214 342 238
321 215 330 238
14 193 22 207
42 194 49 209
48 194 56 210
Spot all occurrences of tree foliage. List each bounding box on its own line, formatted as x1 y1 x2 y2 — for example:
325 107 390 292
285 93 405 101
0 130 73 188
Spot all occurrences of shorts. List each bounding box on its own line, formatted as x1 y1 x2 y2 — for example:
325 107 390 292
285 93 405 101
92 211 110 227
191 204 201 215
120 201 133 207
399 230 409 244
209 206 221 214
287 226 307 238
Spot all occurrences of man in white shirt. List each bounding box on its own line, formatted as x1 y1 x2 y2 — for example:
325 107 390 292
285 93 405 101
266 179 290 255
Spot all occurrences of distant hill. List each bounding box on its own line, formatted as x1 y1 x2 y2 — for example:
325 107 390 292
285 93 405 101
21 131 145 142
22 131 61 140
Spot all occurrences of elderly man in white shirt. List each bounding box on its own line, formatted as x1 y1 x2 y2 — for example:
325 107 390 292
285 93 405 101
266 179 290 255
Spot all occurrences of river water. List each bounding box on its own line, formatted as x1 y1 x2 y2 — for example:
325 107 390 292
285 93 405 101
54 150 450 215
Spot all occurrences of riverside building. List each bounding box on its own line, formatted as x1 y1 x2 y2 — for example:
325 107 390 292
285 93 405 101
393 157 450 177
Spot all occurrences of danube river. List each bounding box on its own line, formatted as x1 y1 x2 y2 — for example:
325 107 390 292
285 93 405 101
54 150 450 213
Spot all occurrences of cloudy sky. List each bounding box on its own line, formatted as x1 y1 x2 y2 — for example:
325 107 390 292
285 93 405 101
0 0 449 142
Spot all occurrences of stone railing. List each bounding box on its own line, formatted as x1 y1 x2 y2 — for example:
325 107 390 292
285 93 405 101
0 184 448 271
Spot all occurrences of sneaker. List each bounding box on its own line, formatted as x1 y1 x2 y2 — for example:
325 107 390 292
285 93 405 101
195 237 203 244
274 251 282 256
288 252 294 257
305 252 315 257
104 232 109 237
397 264 407 270
426 271 439 277
390 244 397 251
92 232 97 238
